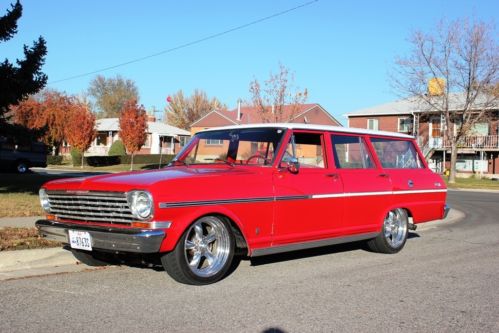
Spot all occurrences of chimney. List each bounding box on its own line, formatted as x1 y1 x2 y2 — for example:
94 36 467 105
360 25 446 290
147 114 156 122
237 99 242 122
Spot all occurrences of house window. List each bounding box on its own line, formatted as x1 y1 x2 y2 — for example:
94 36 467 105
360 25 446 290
206 139 223 145
471 123 489 136
367 119 379 131
398 118 413 133
96 133 108 146
179 136 190 147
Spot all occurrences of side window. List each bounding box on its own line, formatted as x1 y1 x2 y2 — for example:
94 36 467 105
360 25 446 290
371 138 424 169
282 132 325 168
331 135 375 169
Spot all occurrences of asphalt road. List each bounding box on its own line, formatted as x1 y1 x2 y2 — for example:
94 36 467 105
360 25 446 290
1 190 498 333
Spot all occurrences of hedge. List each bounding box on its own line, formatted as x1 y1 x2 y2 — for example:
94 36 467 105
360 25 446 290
71 154 176 167
47 155 63 165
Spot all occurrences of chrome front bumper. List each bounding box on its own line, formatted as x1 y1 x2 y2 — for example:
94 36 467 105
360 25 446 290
36 220 165 253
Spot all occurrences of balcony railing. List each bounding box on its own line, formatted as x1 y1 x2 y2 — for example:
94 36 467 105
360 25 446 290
421 135 499 149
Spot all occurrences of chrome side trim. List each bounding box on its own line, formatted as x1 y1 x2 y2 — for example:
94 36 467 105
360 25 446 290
160 189 447 209
251 232 378 257
35 220 165 253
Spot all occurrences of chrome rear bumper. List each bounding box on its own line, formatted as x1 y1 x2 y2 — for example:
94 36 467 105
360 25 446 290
443 204 450 219
35 220 165 253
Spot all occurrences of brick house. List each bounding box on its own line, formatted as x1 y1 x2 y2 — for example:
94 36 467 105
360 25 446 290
345 94 499 175
190 103 342 135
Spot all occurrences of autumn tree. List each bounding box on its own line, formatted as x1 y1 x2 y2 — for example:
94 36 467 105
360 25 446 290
65 103 96 168
0 1 47 124
88 75 139 118
165 89 226 130
12 90 72 155
119 99 147 170
249 63 308 123
393 18 498 183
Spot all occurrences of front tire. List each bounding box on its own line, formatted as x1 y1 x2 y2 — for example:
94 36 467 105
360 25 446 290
367 208 409 254
161 216 235 285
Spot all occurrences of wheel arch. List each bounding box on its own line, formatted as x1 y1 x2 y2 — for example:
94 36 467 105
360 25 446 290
158 206 250 255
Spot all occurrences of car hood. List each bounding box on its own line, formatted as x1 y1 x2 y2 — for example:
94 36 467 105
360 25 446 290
43 166 258 192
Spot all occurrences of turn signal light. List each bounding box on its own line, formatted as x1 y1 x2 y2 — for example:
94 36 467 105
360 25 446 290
46 214 56 220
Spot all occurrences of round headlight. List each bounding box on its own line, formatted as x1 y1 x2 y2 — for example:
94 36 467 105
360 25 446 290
39 188 51 213
128 191 153 220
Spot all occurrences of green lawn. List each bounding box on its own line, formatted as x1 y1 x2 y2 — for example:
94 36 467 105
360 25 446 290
0 173 69 217
445 176 499 190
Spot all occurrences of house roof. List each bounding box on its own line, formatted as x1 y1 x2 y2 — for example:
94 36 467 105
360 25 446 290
345 93 498 117
95 118 190 136
191 103 341 127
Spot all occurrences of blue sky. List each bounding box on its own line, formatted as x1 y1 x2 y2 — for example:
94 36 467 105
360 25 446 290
2 0 497 124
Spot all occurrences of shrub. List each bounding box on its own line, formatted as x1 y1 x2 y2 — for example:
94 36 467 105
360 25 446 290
47 155 63 165
70 148 82 166
85 156 120 167
108 140 126 156
120 154 175 165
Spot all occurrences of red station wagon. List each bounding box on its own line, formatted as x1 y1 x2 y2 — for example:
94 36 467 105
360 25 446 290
37 124 448 285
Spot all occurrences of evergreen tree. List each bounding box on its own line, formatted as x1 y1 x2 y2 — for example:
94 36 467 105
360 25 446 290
0 1 47 124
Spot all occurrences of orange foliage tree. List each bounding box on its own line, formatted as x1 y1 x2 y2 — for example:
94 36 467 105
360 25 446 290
119 99 147 170
12 90 73 155
65 103 96 167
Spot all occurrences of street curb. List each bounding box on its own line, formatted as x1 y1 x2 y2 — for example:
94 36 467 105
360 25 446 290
414 208 465 231
0 248 82 281
448 188 499 193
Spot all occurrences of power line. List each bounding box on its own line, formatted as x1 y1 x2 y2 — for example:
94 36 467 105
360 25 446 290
49 0 319 84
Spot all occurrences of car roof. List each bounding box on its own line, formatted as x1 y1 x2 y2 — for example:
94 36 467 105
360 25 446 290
198 123 414 139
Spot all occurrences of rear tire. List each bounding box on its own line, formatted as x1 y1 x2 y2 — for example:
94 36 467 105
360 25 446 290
367 208 409 254
161 216 235 285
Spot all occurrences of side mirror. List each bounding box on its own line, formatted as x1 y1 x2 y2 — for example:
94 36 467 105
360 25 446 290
287 157 300 174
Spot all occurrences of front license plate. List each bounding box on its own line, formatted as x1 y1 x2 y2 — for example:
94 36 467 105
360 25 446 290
68 230 92 251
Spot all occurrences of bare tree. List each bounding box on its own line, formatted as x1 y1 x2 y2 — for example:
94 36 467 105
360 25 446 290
249 63 308 123
88 75 139 118
165 89 225 130
393 18 498 183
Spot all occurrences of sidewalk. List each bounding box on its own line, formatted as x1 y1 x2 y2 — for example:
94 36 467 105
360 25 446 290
0 208 465 281
0 216 43 228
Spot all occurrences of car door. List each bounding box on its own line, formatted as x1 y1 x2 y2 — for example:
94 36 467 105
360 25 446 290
330 133 393 235
272 130 344 246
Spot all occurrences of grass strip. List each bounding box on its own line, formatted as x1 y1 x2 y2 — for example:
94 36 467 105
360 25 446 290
0 227 61 251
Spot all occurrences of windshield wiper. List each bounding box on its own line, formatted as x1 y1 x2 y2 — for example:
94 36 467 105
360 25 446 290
168 159 189 167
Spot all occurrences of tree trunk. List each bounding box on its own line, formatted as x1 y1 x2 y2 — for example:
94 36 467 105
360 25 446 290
81 152 84 169
130 153 134 171
448 141 458 184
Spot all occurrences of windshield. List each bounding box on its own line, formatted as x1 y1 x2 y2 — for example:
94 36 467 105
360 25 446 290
174 127 286 166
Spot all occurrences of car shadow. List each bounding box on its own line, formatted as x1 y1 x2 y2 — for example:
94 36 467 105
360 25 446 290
248 241 367 267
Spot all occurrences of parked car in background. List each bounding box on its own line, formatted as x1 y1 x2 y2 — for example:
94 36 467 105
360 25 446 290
0 136 47 173
36 124 448 285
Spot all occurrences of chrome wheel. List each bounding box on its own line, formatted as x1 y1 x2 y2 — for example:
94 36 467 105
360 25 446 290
183 216 231 278
383 208 408 249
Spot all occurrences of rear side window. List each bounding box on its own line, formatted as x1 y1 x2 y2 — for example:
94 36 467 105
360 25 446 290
331 135 375 169
371 138 424 169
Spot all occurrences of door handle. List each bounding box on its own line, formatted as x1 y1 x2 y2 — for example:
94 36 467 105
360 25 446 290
379 173 390 178
326 173 338 179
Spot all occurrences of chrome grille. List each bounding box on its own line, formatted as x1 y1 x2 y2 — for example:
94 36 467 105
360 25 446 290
47 190 134 224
